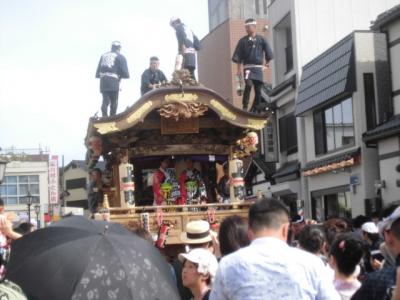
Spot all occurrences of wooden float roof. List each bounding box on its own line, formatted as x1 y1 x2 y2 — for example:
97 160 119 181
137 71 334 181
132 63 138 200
86 86 268 140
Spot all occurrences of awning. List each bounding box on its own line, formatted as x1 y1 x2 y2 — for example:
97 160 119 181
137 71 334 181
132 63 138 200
363 115 400 143
272 160 300 179
295 33 356 116
271 180 300 197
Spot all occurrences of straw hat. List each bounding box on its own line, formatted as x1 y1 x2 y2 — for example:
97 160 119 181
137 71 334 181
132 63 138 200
180 220 212 244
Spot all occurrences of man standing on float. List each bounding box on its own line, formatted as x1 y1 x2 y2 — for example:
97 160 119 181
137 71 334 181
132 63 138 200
170 17 201 80
232 18 273 112
95 41 130 117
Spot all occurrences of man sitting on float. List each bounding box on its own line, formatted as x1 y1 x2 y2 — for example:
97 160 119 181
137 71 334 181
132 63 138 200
179 158 206 205
152 157 180 206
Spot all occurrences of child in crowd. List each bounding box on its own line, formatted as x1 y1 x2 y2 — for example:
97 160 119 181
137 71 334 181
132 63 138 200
179 248 218 300
329 235 364 300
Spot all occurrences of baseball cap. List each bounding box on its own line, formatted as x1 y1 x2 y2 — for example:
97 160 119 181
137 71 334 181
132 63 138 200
179 248 219 281
379 206 400 234
291 214 304 224
361 222 379 234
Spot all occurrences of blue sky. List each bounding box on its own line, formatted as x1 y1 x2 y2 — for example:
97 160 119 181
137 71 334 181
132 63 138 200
0 0 209 163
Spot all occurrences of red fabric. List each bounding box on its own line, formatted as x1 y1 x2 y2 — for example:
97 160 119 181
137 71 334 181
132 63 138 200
179 171 188 205
152 170 166 205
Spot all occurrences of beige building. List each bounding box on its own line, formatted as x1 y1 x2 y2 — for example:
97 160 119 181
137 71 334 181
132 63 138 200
363 5 400 207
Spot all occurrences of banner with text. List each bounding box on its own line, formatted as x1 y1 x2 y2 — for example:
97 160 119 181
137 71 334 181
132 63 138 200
49 155 59 204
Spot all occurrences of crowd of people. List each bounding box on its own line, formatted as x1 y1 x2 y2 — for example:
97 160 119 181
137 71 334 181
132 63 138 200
167 199 400 300
2 197 400 299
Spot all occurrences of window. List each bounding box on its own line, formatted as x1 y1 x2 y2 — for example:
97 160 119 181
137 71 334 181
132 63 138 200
263 114 278 162
312 190 351 222
66 178 87 190
314 98 355 155
0 175 40 205
285 27 293 72
273 14 293 83
364 73 377 130
263 0 268 14
279 113 298 155
255 0 260 14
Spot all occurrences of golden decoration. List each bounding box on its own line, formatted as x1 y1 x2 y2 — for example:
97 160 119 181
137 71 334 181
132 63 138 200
94 122 119 134
247 118 268 130
210 99 237 121
127 101 153 124
165 93 198 102
233 132 259 158
303 158 355 177
158 101 208 121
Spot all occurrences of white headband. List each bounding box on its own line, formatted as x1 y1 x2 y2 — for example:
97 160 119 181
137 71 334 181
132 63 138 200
245 21 257 26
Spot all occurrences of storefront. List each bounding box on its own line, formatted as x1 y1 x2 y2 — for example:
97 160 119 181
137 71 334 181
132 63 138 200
311 185 351 222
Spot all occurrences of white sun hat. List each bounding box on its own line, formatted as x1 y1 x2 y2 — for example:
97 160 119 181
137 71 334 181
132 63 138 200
361 222 379 234
179 248 219 282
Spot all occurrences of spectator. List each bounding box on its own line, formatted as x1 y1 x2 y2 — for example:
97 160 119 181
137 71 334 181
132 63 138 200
13 222 35 236
352 205 400 300
218 215 250 257
351 215 370 242
324 218 351 249
298 225 328 264
179 248 218 300
210 199 340 300
361 222 383 272
0 198 22 280
173 220 215 300
329 235 363 300
288 214 306 246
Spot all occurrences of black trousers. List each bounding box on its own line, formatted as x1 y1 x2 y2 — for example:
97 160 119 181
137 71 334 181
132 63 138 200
242 79 263 111
101 91 119 117
186 66 196 81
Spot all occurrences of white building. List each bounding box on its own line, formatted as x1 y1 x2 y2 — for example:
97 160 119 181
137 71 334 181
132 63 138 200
363 5 400 207
297 31 388 220
0 154 49 226
265 0 400 217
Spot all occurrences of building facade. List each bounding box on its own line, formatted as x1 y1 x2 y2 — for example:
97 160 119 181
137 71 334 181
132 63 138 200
0 153 49 226
297 31 388 220
267 0 400 218
363 5 400 207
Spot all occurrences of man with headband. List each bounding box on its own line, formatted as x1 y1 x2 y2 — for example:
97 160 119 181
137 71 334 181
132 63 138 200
232 18 273 112
95 41 130 117
170 17 201 80
140 56 167 96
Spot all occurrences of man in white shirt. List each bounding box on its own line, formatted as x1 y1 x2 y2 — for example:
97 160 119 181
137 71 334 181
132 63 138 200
210 199 340 300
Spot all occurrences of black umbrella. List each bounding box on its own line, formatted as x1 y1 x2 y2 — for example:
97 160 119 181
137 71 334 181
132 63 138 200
51 215 130 236
6 219 179 300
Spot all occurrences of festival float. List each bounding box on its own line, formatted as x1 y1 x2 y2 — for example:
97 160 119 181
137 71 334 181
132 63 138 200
84 71 269 247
